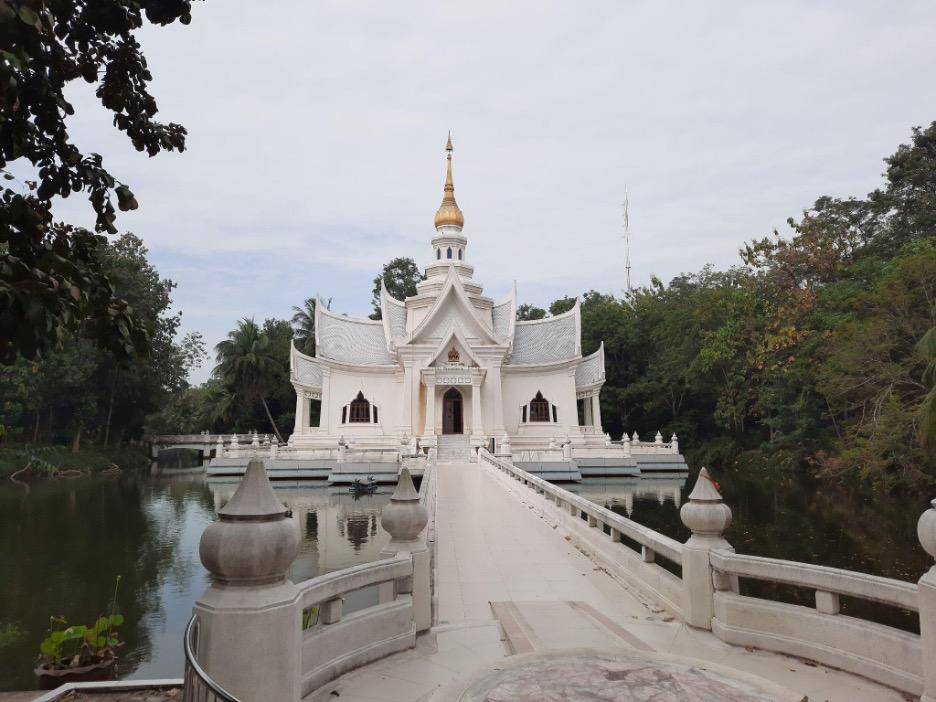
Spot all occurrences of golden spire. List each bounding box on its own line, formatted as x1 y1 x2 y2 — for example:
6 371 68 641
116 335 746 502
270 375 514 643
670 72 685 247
434 132 464 229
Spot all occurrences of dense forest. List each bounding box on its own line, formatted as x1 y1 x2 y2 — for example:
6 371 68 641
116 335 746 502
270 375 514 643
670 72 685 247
3 122 934 495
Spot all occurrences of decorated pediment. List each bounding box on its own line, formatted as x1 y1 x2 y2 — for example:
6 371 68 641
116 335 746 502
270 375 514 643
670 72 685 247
409 267 499 346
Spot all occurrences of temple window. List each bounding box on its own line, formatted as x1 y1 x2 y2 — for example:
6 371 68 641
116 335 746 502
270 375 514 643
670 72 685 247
348 391 371 423
436 248 441 260
457 248 463 260
529 391 551 422
447 247 452 259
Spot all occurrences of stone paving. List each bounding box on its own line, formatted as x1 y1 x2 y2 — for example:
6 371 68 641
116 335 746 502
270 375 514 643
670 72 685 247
309 459 911 702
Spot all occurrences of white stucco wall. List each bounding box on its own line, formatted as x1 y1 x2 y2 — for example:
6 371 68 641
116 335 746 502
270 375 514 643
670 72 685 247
501 367 578 436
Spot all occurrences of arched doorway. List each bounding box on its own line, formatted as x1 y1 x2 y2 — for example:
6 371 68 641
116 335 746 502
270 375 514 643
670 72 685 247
442 387 464 435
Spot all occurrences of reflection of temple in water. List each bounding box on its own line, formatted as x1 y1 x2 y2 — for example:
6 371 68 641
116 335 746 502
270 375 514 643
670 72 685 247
208 480 393 582
565 475 686 517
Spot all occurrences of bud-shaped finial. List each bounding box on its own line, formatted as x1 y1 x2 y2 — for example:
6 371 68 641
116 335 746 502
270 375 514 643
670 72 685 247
199 459 299 585
919 498 936 565
380 468 428 544
680 467 732 538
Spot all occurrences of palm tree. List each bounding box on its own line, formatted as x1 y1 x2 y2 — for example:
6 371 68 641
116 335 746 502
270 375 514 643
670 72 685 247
291 297 330 356
213 318 284 443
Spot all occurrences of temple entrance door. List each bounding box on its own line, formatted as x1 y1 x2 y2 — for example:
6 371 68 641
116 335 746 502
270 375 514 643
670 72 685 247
442 387 464 435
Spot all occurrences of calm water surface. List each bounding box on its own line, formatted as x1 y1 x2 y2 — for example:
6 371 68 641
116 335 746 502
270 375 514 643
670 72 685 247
0 462 394 690
0 458 931 690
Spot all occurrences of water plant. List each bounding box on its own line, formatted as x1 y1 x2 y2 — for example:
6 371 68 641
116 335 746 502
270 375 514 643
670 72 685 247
36 576 124 672
37 614 124 670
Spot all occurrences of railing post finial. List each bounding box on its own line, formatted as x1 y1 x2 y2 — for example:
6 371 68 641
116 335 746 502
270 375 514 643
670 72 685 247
918 498 936 702
679 467 734 630
194 459 302 701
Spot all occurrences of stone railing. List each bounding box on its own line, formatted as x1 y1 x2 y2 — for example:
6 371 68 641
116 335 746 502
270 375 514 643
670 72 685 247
709 550 922 693
477 448 936 700
191 459 434 701
612 431 680 455
297 554 416 696
479 448 685 616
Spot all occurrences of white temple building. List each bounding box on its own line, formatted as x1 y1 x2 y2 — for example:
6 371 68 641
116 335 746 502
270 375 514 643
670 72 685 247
288 137 610 457
208 138 684 480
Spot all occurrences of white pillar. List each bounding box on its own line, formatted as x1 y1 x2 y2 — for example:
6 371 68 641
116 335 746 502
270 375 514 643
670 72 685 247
471 379 483 438
400 365 413 435
195 460 302 701
380 469 431 633
679 468 733 629
591 393 602 431
424 380 436 436
489 363 505 433
294 392 306 435
584 397 593 426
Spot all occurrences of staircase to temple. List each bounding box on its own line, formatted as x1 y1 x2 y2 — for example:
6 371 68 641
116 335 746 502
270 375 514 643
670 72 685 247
436 435 473 462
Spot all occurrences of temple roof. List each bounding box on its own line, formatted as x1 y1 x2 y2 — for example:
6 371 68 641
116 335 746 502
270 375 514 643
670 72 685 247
294 353 323 386
575 343 605 387
315 301 395 366
510 301 580 365
380 282 408 340
491 285 516 341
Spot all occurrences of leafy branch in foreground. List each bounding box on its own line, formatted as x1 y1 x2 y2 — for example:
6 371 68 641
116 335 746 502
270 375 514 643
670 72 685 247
1 0 196 363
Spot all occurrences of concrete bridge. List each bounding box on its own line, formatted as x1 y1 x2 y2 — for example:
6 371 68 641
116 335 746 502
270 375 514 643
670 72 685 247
145 432 235 460
169 451 936 702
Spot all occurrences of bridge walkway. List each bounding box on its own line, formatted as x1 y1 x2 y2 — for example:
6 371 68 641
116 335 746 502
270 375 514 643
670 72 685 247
307 460 905 702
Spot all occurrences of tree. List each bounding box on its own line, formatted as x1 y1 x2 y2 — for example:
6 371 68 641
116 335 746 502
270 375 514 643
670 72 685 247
291 297 330 356
549 296 576 316
213 319 285 443
1 0 195 363
516 304 545 321
369 257 424 319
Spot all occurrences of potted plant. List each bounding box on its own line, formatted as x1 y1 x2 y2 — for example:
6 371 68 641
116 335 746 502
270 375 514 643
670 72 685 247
34 613 124 690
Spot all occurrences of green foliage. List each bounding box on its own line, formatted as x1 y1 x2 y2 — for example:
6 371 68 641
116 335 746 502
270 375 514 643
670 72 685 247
212 318 290 442
37 614 124 670
1 0 196 363
549 296 576 316
38 576 125 670
0 234 204 449
516 304 546 321
370 257 425 319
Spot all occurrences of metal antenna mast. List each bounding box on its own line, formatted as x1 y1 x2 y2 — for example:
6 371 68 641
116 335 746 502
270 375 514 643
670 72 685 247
622 188 632 292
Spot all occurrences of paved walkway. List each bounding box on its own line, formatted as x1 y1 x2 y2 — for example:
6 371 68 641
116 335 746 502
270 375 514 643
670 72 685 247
308 460 907 702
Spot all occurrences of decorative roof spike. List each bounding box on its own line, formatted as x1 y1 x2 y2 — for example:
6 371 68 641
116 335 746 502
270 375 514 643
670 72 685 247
435 132 464 229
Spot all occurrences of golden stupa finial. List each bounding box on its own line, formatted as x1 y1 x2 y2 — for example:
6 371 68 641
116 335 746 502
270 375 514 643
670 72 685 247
435 132 464 229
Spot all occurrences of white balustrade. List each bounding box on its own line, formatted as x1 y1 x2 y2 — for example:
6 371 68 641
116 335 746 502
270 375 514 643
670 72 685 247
477 448 936 700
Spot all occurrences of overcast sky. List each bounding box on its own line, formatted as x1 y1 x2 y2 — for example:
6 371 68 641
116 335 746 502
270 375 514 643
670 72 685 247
53 1 936 383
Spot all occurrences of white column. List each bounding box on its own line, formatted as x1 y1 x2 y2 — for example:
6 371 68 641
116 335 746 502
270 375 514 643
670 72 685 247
583 396 593 426
400 365 413 436
294 391 306 436
471 378 483 438
591 393 603 431
489 363 505 433
424 380 436 436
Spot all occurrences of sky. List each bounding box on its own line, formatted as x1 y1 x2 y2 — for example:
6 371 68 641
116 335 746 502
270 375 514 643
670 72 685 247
49 1 936 383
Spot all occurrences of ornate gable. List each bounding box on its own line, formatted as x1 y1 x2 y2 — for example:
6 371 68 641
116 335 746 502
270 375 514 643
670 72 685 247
408 267 500 346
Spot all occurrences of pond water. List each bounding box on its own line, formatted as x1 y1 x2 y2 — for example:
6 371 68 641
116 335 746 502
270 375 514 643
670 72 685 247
0 456 931 691
0 461 394 691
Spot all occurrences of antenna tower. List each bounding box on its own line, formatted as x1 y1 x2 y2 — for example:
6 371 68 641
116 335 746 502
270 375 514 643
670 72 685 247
622 189 632 292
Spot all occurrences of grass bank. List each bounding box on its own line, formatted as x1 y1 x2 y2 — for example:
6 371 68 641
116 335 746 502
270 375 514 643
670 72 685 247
0 443 150 479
